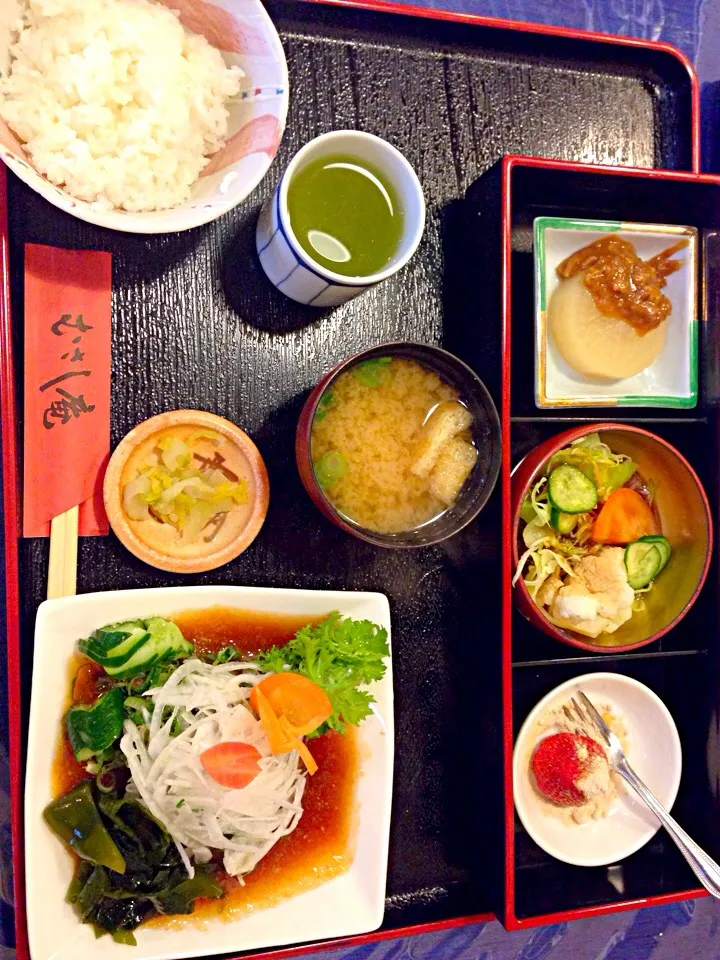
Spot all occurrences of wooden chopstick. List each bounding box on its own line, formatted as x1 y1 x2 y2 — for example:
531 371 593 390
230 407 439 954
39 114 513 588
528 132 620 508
47 504 79 599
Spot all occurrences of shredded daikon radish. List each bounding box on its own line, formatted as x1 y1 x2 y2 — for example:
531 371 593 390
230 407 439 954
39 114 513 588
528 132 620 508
119 658 306 881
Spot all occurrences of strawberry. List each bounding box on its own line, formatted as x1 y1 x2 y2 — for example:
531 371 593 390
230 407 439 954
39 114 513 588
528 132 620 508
531 732 606 806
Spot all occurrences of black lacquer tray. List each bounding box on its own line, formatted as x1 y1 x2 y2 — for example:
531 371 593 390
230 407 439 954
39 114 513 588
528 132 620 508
0 1 701 956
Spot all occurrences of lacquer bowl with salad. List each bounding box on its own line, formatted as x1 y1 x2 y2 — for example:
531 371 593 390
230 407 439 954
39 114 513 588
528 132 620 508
511 424 712 651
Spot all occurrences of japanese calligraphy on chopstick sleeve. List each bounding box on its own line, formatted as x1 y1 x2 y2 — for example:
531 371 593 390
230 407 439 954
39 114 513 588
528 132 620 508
23 243 112 537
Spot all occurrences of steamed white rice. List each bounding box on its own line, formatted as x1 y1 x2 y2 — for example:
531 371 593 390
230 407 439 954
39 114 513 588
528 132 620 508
0 0 243 212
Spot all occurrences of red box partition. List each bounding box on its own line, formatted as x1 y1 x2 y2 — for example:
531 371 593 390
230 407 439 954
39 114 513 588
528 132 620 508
467 155 720 929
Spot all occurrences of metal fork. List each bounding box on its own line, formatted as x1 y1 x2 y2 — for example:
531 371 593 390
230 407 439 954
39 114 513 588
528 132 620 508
573 690 720 898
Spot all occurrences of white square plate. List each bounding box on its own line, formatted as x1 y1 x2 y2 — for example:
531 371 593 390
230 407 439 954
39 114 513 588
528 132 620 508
25 585 393 960
534 217 698 409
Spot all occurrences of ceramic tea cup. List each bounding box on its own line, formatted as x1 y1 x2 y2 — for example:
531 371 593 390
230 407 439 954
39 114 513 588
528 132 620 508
256 130 425 306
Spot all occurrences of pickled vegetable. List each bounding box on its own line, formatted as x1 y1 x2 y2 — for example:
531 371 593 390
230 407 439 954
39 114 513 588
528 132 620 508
122 432 248 534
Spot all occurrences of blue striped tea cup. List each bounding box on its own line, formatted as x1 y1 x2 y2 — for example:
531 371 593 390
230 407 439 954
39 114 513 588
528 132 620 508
256 130 425 307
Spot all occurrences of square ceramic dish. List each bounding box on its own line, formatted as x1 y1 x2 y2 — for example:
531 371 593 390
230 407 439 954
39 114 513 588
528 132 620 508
24 585 393 960
534 217 698 409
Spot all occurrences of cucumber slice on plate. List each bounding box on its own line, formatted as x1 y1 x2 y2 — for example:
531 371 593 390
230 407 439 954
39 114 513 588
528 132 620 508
624 541 663 589
637 534 671 572
547 464 598 515
550 508 577 535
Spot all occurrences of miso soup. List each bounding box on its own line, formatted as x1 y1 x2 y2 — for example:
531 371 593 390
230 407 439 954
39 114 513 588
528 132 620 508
310 357 477 533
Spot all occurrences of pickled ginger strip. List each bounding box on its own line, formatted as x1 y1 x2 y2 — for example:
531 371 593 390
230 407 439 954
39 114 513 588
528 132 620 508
120 659 306 881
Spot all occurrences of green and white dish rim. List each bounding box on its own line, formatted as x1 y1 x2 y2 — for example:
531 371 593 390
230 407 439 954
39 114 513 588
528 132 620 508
534 216 699 409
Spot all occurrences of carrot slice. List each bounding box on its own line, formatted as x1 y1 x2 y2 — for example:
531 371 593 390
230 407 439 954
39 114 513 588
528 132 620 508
253 686 319 775
593 488 657 545
200 741 262 789
278 715 318 776
294 738 318 776
253 686 295 754
250 672 332 737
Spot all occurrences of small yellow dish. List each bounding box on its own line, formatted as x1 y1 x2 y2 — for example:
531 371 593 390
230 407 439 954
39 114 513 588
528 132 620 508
104 410 269 573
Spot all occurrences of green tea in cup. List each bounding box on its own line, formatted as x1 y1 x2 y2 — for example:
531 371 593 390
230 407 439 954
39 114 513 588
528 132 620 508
257 130 425 306
286 154 403 277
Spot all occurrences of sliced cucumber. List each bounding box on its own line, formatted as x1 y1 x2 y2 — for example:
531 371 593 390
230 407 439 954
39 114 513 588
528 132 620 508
105 621 192 679
550 508 578 535
79 624 150 668
547 464 598 515
65 687 125 760
104 635 167 678
624 541 663 590
637 534 671 572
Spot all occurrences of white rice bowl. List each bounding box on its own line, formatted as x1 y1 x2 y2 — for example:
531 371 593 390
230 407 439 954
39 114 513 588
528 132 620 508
0 0 288 232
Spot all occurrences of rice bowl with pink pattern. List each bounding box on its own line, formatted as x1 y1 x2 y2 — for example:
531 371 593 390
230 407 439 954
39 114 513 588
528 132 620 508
0 0 288 233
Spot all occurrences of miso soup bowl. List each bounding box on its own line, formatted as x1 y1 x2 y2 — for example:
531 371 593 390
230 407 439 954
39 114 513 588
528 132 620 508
511 424 713 652
296 342 501 548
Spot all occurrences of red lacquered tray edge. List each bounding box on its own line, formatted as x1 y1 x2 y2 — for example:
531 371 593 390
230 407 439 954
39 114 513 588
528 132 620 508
500 153 720 931
303 0 701 175
0 6 703 959
0 162 26 956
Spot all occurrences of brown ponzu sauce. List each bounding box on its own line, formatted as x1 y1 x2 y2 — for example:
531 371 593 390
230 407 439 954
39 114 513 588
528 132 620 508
557 235 687 334
148 727 358 927
170 605 325 656
52 606 359 927
51 654 105 798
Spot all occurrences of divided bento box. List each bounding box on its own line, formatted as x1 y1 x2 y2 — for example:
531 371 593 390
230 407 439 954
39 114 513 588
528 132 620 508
466 155 720 927
1 0 719 956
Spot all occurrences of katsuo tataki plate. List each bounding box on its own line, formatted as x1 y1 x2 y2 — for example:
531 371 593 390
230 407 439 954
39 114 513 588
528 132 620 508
25 585 393 960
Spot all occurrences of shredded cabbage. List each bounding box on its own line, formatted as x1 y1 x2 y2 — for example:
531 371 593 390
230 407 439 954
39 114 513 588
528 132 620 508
529 477 551 526
512 541 576 593
523 517 551 550
515 434 644 621
158 434 192 472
